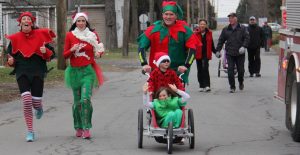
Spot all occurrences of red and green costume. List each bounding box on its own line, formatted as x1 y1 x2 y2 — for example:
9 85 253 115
137 20 198 83
137 1 199 83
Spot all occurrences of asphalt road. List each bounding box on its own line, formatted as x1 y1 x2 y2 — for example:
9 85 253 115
0 33 300 155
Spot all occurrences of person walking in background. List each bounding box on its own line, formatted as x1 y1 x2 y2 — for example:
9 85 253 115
6 12 56 142
194 19 218 92
247 16 264 77
215 12 249 93
262 22 272 52
63 12 105 139
137 0 200 84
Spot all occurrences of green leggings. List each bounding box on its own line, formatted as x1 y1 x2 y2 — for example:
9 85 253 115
160 109 182 128
72 82 93 130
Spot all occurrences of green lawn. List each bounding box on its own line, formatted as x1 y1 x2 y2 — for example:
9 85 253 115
0 61 65 84
0 45 139 84
102 44 139 60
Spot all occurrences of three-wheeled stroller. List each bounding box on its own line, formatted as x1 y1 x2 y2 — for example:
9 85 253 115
217 47 237 77
138 72 195 154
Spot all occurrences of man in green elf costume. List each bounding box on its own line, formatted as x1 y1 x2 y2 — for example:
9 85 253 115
137 0 200 84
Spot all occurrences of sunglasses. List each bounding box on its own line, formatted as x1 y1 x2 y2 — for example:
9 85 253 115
161 59 170 63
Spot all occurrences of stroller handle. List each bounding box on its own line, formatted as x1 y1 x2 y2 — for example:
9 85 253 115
141 70 150 77
179 73 184 80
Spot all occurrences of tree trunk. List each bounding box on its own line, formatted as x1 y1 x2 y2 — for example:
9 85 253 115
123 0 130 56
187 0 190 24
198 0 201 21
129 0 139 42
191 0 195 24
105 0 117 50
149 0 154 24
56 0 67 70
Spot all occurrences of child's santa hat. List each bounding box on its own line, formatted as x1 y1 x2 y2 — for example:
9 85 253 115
153 52 171 67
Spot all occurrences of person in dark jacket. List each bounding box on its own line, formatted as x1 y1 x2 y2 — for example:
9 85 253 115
194 19 217 92
216 12 250 93
262 22 272 52
247 16 264 77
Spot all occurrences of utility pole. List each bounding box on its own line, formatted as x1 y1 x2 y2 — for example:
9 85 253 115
123 0 130 56
56 0 67 70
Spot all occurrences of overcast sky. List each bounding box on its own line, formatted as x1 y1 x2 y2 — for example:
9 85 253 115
216 0 240 18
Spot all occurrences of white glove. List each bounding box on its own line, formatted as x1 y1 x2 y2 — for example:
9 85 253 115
215 51 221 58
239 47 246 54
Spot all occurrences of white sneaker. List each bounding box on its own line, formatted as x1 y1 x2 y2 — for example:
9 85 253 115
205 87 211 92
198 88 205 92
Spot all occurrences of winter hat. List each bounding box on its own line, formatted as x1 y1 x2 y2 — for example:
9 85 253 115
153 52 171 67
162 1 184 20
227 12 237 17
249 16 256 20
72 12 88 24
17 12 36 25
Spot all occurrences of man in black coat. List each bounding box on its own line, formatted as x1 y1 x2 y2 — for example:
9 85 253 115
216 12 250 93
247 16 264 77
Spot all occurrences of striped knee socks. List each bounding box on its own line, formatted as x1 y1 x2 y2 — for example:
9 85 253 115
22 92 33 132
32 96 42 110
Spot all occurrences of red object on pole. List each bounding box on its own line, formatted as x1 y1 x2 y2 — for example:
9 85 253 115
282 9 287 28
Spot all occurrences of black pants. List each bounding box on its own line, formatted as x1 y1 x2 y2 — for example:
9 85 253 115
17 75 44 97
196 58 210 88
247 48 261 75
264 38 270 51
226 54 245 89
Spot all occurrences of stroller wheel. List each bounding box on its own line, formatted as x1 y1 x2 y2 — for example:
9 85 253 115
138 109 143 148
167 122 173 154
188 109 195 149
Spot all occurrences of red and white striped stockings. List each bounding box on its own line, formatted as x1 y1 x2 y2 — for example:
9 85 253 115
21 92 42 132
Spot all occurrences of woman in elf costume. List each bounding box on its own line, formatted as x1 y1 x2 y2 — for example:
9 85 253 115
137 0 200 84
63 12 104 139
6 12 56 142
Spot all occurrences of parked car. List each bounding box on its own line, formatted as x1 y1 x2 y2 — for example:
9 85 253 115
268 23 281 31
241 23 249 27
191 24 199 31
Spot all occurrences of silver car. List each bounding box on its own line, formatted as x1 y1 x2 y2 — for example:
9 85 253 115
268 23 281 31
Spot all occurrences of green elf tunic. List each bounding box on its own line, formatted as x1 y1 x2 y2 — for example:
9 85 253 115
153 97 186 128
137 20 199 83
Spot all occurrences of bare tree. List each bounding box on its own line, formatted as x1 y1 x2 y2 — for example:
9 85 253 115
56 0 67 70
105 0 117 50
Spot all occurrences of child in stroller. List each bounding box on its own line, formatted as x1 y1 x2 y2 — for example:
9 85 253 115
138 52 194 153
144 52 188 128
143 83 190 128
147 52 185 96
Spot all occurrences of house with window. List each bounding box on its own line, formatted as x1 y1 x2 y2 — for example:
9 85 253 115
1 0 106 46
